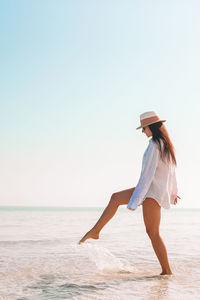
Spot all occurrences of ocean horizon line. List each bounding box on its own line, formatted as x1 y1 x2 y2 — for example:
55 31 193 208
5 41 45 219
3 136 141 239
0 205 199 211
0 206 104 211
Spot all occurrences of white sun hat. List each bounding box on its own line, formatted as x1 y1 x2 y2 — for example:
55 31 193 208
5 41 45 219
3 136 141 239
136 111 166 130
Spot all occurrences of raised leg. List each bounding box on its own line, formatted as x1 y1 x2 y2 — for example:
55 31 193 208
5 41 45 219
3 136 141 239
142 198 173 275
78 187 135 244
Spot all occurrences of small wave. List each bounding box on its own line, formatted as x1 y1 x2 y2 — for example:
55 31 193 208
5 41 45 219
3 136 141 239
0 238 65 246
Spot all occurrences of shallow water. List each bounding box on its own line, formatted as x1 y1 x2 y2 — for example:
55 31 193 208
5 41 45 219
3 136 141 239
0 207 200 299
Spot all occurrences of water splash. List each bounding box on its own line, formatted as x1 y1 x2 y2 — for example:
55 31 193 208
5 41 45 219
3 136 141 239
72 243 136 273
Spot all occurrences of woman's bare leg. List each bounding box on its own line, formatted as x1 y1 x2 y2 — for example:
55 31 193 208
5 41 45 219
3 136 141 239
142 198 173 275
78 187 135 244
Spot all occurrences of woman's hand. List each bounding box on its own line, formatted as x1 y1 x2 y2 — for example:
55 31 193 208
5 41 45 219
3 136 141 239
174 195 181 205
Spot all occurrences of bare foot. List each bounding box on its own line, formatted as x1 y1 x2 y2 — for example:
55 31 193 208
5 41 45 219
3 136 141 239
160 270 173 275
78 230 99 244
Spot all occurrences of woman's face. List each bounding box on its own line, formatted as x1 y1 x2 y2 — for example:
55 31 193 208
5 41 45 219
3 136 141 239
142 125 152 137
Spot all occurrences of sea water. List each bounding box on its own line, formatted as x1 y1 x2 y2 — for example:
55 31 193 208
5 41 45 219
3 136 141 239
0 206 200 300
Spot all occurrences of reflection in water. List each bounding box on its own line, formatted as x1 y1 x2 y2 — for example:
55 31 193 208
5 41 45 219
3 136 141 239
146 275 170 300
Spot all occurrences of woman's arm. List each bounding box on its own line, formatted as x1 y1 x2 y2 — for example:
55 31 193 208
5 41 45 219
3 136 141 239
171 168 180 205
127 141 159 210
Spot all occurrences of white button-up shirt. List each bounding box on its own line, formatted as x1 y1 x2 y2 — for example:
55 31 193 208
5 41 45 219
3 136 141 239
127 138 178 210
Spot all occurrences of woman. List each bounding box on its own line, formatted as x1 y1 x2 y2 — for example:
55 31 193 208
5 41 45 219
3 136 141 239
78 111 181 275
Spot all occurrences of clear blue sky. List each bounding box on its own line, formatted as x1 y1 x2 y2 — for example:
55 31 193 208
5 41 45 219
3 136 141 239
0 0 200 208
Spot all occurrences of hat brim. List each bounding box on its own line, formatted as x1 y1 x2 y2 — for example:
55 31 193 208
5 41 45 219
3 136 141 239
136 120 166 130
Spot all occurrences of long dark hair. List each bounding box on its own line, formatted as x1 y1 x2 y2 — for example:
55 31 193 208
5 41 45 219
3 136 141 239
148 121 177 166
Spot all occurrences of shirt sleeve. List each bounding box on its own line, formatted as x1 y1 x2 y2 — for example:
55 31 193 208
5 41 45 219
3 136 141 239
170 168 178 204
127 141 159 211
